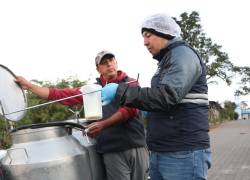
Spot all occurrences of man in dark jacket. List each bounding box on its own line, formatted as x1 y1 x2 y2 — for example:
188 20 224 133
101 14 211 180
15 51 149 180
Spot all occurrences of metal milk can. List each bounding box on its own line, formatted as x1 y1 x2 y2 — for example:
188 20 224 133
1 123 98 180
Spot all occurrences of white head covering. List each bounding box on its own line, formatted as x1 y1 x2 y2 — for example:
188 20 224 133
141 13 181 38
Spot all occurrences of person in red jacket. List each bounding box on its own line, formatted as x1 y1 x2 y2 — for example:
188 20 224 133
15 50 149 180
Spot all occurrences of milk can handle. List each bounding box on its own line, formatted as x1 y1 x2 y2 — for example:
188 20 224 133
6 148 29 164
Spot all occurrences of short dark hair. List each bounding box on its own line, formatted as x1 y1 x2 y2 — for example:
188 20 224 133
142 28 175 40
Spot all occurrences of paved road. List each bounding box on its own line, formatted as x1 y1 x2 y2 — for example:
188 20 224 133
208 119 250 180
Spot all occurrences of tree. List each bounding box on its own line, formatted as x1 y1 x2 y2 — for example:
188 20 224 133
223 101 238 120
234 66 250 95
174 11 250 95
240 101 248 111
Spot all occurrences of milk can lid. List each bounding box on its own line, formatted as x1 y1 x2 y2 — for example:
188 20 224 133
0 65 27 121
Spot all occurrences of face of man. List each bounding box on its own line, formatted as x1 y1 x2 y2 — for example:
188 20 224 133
96 57 118 80
142 31 168 56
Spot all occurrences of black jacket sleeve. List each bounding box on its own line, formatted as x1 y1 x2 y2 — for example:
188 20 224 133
116 83 178 112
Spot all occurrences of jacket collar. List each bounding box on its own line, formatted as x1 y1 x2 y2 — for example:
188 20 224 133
97 70 127 86
153 37 182 62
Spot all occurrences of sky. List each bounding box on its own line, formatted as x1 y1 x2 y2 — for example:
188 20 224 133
0 0 249 105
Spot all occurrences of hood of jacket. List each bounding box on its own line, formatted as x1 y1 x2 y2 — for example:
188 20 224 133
98 70 127 86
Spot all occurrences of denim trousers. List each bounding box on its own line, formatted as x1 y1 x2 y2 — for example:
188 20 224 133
149 148 211 180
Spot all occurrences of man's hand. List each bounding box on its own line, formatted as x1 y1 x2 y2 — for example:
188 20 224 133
15 76 32 90
15 76 50 99
85 121 105 138
101 83 118 105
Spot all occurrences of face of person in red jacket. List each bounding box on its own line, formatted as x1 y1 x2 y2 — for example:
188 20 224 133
96 57 118 81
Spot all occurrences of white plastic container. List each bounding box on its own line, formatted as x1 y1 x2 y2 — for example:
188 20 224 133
80 84 103 121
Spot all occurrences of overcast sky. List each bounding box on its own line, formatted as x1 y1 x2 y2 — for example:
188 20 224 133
0 0 249 104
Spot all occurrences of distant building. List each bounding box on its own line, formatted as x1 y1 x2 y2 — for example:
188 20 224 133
235 95 249 120
235 95 241 119
241 109 250 120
